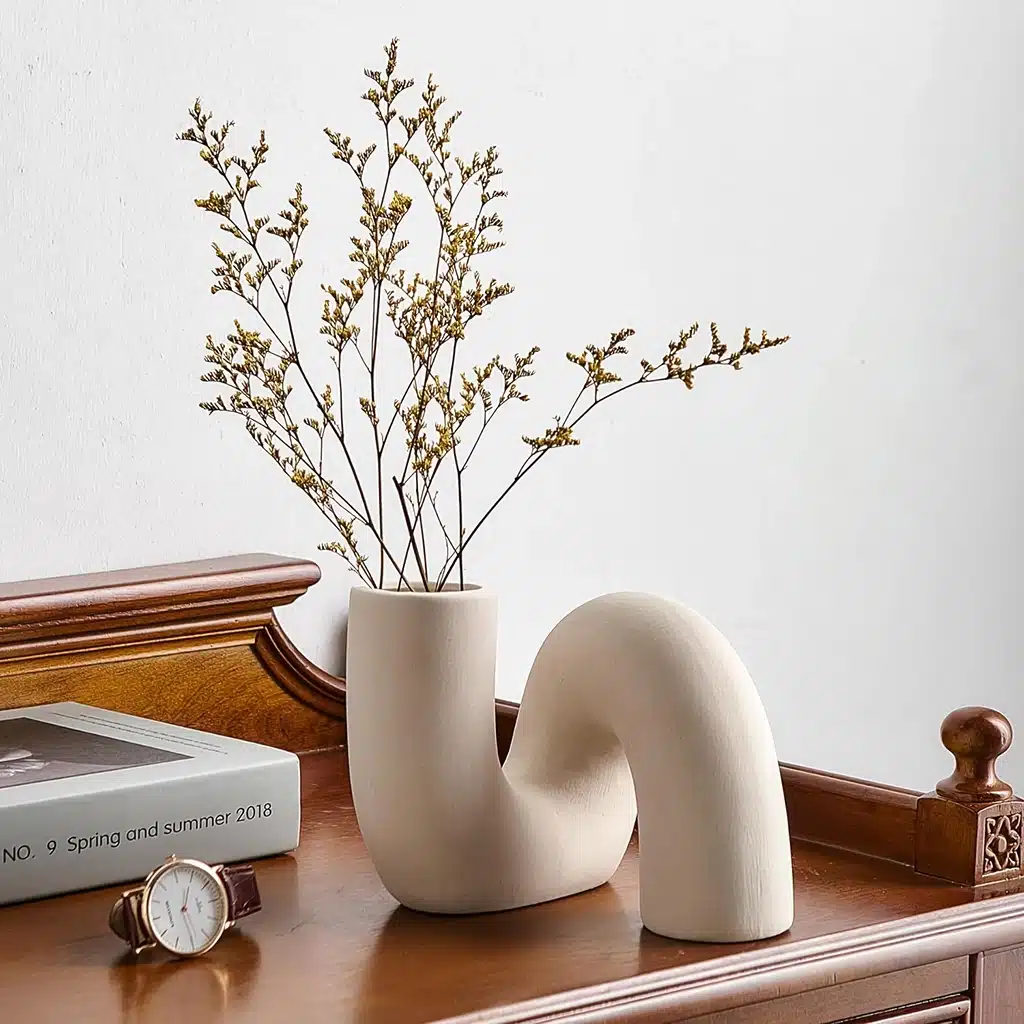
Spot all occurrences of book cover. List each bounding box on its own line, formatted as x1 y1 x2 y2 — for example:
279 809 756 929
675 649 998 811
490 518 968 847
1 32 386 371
0 702 300 905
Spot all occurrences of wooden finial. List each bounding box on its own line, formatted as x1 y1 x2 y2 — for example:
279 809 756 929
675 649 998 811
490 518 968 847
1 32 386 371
915 707 1022 886
936 706 1013 805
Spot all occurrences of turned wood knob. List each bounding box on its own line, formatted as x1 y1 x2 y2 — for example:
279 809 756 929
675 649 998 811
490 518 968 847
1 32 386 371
936 706 1014 804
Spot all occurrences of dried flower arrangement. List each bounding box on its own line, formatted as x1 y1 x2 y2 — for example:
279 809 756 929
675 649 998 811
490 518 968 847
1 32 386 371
178 39 789 592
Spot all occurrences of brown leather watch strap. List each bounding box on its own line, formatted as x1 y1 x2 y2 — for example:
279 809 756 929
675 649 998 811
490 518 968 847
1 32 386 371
218 863 261 921
109 889 148 950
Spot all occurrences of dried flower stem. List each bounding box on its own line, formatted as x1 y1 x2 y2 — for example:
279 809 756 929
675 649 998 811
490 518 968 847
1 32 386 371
393 476 429 589
180 39 789 591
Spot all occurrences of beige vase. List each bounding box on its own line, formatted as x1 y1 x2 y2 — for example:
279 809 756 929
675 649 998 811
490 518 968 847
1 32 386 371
345 585 794 942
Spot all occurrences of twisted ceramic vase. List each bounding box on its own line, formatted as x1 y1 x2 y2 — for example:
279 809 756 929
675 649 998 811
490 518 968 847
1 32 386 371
345 586 794 942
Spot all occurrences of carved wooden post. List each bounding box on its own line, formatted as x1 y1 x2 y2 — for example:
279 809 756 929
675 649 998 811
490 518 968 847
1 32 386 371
915 707 1023 886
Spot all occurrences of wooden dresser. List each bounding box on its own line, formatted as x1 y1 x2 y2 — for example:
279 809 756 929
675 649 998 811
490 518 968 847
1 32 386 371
0 554 1021 1023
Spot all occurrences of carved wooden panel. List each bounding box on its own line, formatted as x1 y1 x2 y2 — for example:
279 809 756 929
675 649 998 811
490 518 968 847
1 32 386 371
982 812 1023 876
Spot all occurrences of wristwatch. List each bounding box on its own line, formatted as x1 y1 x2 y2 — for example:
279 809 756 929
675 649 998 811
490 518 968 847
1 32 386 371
109 855 262 957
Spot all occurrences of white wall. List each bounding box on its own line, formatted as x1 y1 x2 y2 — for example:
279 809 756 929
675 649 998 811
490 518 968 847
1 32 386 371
1 1 1021 792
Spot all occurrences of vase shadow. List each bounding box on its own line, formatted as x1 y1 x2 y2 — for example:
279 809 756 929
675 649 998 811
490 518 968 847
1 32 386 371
352 881 638 1023
319 610 348 677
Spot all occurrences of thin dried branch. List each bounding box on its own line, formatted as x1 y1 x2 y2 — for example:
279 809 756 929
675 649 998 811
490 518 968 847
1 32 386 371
180 38 790 591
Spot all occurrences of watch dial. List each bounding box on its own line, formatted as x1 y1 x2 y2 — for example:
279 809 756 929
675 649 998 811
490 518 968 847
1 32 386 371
145 863 227 955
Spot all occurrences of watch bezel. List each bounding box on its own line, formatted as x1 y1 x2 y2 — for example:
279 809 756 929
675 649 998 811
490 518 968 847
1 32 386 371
140 856 230 957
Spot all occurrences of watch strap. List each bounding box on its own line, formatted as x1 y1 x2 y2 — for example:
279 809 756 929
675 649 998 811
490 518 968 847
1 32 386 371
109 888 150 951
217 863 261 921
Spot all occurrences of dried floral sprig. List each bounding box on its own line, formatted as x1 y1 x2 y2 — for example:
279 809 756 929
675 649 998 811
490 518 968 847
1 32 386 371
179 38 789 590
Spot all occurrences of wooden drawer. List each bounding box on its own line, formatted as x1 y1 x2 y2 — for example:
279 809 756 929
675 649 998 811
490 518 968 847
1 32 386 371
974 944 1024 1022
682 959 969 1024
830 996 971 1023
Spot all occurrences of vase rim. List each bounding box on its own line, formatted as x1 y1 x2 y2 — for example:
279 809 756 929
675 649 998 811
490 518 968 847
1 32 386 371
352 582 487 596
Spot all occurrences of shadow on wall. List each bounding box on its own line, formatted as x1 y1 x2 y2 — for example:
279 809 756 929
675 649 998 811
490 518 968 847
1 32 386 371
317 613 348 678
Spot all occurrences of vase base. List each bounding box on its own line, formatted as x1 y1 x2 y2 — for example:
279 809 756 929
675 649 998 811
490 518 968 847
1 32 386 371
388 877 616 917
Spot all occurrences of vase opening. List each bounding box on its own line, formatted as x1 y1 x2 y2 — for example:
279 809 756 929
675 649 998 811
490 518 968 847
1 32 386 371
378 581 484 595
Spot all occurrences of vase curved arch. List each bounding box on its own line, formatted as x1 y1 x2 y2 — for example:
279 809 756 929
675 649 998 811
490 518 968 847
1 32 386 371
345 587 794 943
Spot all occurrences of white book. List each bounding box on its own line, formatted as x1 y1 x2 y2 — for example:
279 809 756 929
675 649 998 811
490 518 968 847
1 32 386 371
0 702 300 905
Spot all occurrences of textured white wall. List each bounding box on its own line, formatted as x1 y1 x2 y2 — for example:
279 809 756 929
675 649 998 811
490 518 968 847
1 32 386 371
1 1 1021 792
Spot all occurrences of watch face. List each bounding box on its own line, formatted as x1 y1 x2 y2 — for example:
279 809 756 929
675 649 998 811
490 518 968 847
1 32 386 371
142 860 229 956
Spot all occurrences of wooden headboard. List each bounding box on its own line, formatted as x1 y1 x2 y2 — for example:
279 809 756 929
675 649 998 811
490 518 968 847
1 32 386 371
0 552 1018 892
0 553 344 752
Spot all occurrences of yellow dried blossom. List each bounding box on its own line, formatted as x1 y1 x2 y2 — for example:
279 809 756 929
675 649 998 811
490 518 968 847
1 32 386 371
178 38 790 591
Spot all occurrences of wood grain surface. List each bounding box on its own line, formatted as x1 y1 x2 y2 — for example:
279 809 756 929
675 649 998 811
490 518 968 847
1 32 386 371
3 749 1023 1024
778 763 920 867
972 943 1024 1023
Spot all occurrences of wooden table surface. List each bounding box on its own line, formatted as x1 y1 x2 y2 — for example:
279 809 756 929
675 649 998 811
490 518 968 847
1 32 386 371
1 748 1015 1024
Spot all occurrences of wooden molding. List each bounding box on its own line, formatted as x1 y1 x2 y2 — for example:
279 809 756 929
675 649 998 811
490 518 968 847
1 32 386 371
0 552 320 645
2 552 1019 884
779 763 919 866
437 893 1022 1023
254 614 346 719
0 553 343 752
